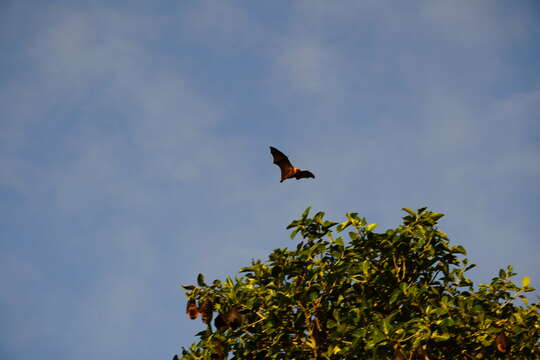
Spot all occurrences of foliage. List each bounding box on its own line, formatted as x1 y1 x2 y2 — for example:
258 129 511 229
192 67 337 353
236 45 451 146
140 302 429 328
176 207 539 359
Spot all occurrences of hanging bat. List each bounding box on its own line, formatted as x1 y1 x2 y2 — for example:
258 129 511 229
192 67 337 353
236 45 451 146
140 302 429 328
392 344 405 360
495 331 509 353
412 346 427 360
198 300 213 324
224 307 243 330
214 307 243 331
270 146 315 183
186 299 199 320
392 349 405 360
214 313 227 332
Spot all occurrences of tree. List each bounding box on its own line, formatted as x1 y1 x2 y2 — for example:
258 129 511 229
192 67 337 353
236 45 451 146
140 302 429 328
176 207 539 359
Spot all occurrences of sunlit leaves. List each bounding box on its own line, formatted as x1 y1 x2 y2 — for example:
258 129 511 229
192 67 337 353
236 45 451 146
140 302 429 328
177 207 540 360
365 223 378 232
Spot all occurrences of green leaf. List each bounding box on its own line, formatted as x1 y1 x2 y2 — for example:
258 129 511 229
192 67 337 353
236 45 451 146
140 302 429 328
365 330 386 349
514 311 524 325
432 332 450 341
178 207 540 359
196 273 206 287
362 260 370 276
365 223 378 232
389 289 400 304
313 211 325 224
286 220 298 230
431 212 445 221
436 230 449 239
239 266 254 273
402 208 416 216
301 207 311 220
333 308 341 321
337 220 350 232
290 229 300 240
452 245 466 255
382 317 390 335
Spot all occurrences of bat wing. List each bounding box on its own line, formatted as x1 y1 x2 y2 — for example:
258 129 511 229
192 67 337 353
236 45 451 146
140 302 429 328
295 170 315 180
270 146 295 180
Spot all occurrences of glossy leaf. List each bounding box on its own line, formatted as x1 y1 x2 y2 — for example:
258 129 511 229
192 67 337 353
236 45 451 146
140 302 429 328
175 207 540 360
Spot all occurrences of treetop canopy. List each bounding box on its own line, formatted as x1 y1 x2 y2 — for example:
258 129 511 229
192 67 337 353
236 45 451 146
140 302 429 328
177 207 539 360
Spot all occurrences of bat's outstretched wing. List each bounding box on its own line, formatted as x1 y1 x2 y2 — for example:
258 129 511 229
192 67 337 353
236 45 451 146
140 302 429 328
270 146 295 181
295 170 315 180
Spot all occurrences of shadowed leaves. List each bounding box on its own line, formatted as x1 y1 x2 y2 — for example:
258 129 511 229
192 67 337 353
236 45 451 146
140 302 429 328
177 207 539 359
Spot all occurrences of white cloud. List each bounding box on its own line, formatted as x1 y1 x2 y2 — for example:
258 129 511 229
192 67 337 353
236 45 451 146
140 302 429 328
178 0 265 50
419 0 529 50
75 226 159 356
1 2 539 359
274 39 344 96
2 7 232 203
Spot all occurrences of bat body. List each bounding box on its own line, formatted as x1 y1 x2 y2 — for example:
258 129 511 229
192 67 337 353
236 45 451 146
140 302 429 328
215 307 243 331
392 349 405 360
412 346 427 360
392 344 405 360
269 146 315 183
186 299 199 320
496 331 509 353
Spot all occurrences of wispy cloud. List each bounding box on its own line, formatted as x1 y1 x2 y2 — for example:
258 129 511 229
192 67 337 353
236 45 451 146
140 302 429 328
1 2 538 359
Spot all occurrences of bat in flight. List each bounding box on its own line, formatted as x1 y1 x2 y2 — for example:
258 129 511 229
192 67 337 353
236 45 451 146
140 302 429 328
270 146 315 183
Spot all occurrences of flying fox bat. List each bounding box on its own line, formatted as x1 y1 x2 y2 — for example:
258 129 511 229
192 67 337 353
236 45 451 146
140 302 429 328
495 331 509 353
186 299 199 320
270 146 315 183
392 344 405 360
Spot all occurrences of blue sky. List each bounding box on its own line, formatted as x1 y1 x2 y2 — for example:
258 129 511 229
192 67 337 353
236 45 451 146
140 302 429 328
1 1 539 359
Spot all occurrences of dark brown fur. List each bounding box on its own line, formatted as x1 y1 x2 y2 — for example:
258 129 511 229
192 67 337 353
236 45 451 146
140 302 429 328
270 146 315 182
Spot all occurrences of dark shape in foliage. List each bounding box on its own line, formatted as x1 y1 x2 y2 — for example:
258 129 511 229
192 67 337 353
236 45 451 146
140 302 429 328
413 346 427 359
224 307 243 330
210 340 227 360
198 301 213 324
177 207 539 359
392 344 405 360
496 331 509 353
186 299 198 320
214 314 227 332
270 146 315 182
